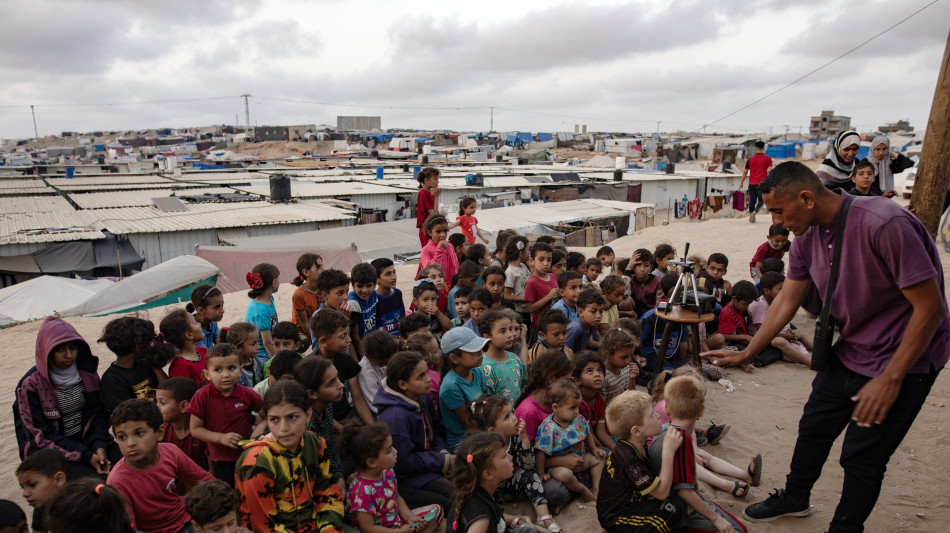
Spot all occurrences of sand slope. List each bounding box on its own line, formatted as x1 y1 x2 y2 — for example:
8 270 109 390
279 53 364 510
2 209 947 533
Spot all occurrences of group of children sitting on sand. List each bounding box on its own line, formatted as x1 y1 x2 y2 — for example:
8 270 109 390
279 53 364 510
6 169 808 533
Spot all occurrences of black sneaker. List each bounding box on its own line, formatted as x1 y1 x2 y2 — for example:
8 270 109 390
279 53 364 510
696 434 708 447
743 489 812 522
705 422 730 445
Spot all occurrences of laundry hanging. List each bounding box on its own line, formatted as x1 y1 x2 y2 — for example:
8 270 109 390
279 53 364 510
674 200 687 219
688 199 701 219
707 195 724 212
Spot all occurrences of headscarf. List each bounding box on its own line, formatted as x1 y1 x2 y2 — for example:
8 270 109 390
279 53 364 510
817 130 861 184
866 135 893 192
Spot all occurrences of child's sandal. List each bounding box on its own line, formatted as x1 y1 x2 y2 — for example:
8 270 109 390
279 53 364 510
512 516 530 528
536 514 563 533
731 481 750 499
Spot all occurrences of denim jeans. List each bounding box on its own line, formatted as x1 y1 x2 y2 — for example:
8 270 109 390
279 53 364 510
784 354 939 532
748 184 764 213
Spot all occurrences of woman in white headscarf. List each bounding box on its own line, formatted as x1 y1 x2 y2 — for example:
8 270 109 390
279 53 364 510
816 130 861 192
862 135 914 198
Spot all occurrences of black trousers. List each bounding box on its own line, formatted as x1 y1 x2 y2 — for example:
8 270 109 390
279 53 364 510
784 355 938 532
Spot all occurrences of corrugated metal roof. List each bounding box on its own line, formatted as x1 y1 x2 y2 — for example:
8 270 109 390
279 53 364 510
0 179 53 191
233 180 405 198
0 209 105 244
46 175 175 186
95 200 355 234
0 195 76 214
67 188 244 209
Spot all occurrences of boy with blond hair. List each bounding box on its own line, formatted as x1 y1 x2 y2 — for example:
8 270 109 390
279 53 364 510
649 376 747 532
597 390 684 532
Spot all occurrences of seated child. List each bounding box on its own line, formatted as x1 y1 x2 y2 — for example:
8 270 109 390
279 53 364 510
184 479 252 533
315 268 361 355
400 312 432 340
450 432 530 533
528 309 575 364
348 262 379 358
750 225 790 283
188 343 263 485
597 246 616 275
255 349 304 400
107 399 213 533
0 500 27 533
156 377 209 471
697 252 732 306
294 355 349 482
310 309 374 424
374 351 454 514
572 351 613 451
478 309 528 402
452 286 473 327
471 394 563 532
748 272 812 366
651 244 676 278
551 271 582 323
597 390 685 533
236 381 351 532
583 257 603 286
625 249 663 317
565 251 587 278
98 316 168 412
600 328 642 406
439 327 490 451
535 380 605 503
371 257 406 338
358 330 398 415
448 260 480 320
406 332 443 407
262 321 304 379
341 421 443 533
565 289 605 353
755 257 785 295
16 448 68 533
717 281 756 349
187 284 224 350
639 274 689 382
463 287 492 336
648 376 747 532
224 321 261 387
164 309 208 387
44 478 135 533
613 258 637 319
599 275 627 335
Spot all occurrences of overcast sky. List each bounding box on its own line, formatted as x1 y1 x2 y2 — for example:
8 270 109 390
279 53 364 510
1 0 947 139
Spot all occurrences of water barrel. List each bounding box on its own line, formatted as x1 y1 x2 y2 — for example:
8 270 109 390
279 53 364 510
496 155 503 162
613 169 622 182
269 175 291 202
376 167 384 180
65 167 74 178
422 155 429 164
666 163 675 174
402 164 409 172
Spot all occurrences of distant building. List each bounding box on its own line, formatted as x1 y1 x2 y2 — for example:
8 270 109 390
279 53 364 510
878 120 913 133
250 125 316 142
809 110 851 139
337 116 381 131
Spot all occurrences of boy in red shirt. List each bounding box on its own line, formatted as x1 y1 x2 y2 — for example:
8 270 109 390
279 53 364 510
108 399 213 533
740 140 772 223
524 242 560 327
188 343 263 485
156 376 209 471
750 224 791 283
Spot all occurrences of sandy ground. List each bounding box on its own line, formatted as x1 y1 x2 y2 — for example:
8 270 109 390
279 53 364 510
2 203 948 533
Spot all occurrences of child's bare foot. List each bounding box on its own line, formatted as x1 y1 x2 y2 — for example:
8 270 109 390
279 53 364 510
742 363 755 373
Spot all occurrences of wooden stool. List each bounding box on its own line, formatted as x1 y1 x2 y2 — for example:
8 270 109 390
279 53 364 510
652 307 715 377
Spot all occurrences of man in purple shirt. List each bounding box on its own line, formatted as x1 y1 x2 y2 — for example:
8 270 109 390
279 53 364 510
704 161 949 531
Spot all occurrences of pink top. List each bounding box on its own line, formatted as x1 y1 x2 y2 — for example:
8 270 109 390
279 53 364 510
107 443 213 533
525 273 560 326
418 239 459 291
515 395 552 443
427 369 441 410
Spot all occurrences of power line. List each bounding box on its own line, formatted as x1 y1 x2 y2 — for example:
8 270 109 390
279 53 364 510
694 0 941 132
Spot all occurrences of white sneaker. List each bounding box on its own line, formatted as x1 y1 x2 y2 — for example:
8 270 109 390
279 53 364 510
750 211 756 223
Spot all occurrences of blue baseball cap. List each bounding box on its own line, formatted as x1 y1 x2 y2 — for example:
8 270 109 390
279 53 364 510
440 327 490 353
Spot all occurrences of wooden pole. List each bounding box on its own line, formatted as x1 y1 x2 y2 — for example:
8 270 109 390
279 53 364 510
909 28 950 238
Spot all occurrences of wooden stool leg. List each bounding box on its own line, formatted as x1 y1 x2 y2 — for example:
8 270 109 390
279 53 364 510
690 324 702 369
653 320 674 378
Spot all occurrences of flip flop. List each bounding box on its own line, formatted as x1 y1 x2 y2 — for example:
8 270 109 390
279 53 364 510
731 481 750 499
748 453 763 487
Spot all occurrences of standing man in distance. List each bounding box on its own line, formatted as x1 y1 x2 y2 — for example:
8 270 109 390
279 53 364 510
704 161 949 532
739 141 773 223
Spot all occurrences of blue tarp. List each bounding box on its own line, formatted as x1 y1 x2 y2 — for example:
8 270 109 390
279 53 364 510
857 145 870 160
156 128 171 135
413 137 433 143
517 132 533 143
538 132 553 142
766 142 801 159
193 163 225 170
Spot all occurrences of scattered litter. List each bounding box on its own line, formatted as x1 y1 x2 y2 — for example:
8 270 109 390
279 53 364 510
576 503 586 509
932 401 944 407
718 378 735 392
916 512 926 518
776 425 784 430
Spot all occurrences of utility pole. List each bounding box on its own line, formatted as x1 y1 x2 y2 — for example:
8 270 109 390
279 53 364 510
490 106 494 132
31 105 39 146
783 125 790 141
241 94 251 131
909 28 950 238
656 121 661 134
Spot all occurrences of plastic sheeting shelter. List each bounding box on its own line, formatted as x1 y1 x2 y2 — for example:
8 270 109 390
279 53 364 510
765 142 800 159
66 255 221 317
0 276 114 325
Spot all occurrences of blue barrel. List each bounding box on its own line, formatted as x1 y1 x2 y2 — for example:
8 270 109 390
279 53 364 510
413 166 421 180
376 167 384 180
66 167 74 178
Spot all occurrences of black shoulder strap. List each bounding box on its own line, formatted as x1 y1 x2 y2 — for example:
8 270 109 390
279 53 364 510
820 195 855 324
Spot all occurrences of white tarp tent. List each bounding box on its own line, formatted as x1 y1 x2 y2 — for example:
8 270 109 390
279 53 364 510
66 255 221 317
0 276 114 326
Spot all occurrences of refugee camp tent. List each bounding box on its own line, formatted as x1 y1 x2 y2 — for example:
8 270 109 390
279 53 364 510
0 276 114 326
765 142 800 159
66 255 221 316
